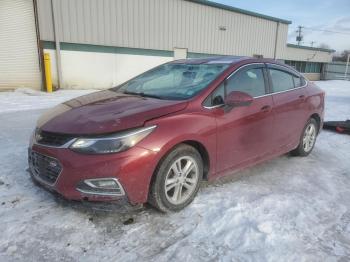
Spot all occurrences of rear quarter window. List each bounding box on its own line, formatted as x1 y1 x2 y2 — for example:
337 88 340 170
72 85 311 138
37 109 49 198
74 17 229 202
293 76 301 87
269 69 295 92
301 77 307 86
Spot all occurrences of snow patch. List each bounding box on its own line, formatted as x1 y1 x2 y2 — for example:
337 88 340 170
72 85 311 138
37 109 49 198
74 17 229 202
14 87 49 96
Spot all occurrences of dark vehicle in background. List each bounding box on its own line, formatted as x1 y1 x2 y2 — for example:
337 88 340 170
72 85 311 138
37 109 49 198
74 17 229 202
28 57 324 212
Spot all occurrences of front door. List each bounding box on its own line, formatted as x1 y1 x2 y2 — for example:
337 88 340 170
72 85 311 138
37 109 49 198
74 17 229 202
213 64 275 175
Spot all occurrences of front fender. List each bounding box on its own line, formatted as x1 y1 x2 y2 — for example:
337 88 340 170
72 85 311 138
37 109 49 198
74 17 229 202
138 111 217 179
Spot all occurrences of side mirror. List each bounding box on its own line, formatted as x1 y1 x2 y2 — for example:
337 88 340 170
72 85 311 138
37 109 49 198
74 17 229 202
224 91 253 107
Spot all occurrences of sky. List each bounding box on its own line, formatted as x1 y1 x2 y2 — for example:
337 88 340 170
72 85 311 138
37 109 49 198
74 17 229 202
212 0 350 53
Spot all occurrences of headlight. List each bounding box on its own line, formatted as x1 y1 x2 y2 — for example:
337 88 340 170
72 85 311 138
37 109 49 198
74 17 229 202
29 128 37 147
70 125 156 154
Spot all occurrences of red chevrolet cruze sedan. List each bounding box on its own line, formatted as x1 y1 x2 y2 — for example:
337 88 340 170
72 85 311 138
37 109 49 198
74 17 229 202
28 57 324 212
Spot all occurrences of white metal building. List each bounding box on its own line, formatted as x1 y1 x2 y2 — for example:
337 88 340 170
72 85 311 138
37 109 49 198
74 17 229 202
0 0 335 90
0 0 41 90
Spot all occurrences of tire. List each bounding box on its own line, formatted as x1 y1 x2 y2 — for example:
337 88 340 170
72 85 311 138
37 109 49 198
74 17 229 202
291 118 318 156
148 144 203 212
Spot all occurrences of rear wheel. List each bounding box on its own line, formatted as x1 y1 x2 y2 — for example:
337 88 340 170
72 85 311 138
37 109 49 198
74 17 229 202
291 118 318 156
149 144 203 212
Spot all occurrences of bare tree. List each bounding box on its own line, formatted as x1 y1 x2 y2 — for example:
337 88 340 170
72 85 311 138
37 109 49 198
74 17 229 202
333 50 350 62
318 43 331 49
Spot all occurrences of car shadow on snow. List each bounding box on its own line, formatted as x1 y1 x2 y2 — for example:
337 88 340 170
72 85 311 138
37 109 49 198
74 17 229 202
32 152 297 226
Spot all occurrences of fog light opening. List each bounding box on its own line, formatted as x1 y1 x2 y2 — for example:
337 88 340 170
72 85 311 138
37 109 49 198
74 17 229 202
76 178 125 196
85 179 118 190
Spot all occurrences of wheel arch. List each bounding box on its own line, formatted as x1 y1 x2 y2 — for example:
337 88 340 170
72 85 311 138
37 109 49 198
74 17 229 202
149 139 211 190
310 113 321 133
181 140 210 181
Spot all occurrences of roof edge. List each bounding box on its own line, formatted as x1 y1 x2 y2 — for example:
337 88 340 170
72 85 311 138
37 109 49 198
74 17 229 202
287 44 336 53
186 0 292 24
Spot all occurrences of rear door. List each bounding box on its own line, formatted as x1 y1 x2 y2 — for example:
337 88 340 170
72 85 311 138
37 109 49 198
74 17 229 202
267 64 309 150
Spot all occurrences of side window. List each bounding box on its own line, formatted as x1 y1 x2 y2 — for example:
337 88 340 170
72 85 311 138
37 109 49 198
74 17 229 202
212 83 225 105
203 83 225 107
226 68 266 97
293 75 302 87
269 69 295 92
301 77 307 86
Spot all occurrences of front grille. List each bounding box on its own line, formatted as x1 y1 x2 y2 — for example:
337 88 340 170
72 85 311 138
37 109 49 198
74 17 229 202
28 150 62 185
36 130 75 147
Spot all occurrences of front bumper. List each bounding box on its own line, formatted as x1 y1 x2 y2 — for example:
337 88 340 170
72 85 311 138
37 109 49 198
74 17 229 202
28 143 158 205
29 174 143 212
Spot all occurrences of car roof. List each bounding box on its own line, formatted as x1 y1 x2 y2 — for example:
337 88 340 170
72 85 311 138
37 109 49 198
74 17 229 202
170 56 246 65
170 56 284 66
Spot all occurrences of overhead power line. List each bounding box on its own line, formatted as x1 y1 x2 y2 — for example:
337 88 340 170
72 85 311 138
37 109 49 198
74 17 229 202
303 27 350 36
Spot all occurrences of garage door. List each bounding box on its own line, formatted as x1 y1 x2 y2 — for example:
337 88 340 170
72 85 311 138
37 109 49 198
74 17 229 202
0 0 41 90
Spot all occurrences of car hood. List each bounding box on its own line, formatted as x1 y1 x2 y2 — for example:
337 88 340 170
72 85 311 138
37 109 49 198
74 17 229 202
37 90 188 135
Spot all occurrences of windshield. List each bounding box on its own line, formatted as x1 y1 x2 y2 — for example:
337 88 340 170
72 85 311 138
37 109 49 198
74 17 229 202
115 63 229 100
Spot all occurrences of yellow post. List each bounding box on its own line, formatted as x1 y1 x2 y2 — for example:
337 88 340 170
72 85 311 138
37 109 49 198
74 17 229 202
44 53 53 93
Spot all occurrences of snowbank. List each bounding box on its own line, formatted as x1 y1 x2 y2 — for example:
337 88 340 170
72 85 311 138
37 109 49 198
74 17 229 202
0 88 96 113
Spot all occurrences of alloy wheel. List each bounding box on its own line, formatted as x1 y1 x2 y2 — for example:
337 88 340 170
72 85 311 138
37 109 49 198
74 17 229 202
164 156 199 205
303 123 316 152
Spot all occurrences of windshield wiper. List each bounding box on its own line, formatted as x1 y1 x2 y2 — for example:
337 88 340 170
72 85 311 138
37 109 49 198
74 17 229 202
123 91 162 99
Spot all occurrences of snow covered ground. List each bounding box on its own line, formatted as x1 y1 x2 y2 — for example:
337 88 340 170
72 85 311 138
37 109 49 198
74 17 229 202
0 88 96 114
0 81 349 261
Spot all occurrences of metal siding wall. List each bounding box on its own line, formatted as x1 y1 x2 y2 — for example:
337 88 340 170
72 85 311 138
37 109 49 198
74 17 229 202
323 63 349 80
284 46 333 63
36 0 54 40
44 49 173 88
275 23 289 59
37 0 288 58
0 0 41 89
303 73 321 81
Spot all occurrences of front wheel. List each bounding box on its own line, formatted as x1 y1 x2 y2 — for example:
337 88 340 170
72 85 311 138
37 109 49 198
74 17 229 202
291 118 318 156
148 144 203 212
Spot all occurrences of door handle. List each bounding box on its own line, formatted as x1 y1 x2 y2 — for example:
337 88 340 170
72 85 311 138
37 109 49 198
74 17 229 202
299 95 306 100
260 105 271 112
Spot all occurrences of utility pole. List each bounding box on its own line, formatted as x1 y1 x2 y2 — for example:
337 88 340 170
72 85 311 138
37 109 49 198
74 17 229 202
310 41 316 47
345 53 350 80
296 26 304 46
